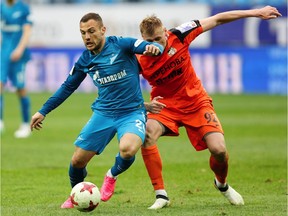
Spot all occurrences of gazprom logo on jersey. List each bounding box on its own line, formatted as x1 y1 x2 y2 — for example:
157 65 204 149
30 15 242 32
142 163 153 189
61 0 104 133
95 70 127 85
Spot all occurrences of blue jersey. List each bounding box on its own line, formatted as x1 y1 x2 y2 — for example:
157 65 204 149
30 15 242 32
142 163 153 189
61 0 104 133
0 0 32 62
39 36 163 116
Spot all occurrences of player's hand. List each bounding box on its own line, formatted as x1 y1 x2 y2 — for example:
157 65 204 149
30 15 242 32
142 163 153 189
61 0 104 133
143 45 161 56
145 96 166 114
30 112 45 131
10 48 24 62
258 6 282 19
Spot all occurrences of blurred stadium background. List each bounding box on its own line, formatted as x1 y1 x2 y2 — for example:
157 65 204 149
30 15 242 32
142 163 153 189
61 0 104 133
19 0 288 94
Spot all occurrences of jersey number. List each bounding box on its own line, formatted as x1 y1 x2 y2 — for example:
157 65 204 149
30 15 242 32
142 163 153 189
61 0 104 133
135 120 145 134
204 112 219 125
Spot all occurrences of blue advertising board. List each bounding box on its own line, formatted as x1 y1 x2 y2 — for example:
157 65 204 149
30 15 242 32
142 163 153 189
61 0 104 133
211 6 287 46
189 46 287 94
24 46 286 95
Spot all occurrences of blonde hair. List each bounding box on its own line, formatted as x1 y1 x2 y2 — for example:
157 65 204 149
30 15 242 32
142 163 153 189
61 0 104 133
139 14 163 36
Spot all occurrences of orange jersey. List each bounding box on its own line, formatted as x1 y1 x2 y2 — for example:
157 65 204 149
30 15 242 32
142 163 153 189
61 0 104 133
138 20 212 113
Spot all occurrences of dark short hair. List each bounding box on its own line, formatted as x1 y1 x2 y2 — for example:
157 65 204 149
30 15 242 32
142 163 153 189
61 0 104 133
80 13 103 26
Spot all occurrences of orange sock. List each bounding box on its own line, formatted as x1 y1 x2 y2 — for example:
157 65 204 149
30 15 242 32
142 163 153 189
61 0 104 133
209 154 229 184
141 145 164 190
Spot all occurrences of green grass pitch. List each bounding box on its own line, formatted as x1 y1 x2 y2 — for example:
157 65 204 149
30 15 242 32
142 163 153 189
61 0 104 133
1 92 287 216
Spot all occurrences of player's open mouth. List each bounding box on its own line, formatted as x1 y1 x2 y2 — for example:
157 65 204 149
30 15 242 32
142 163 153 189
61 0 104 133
86 42 93 47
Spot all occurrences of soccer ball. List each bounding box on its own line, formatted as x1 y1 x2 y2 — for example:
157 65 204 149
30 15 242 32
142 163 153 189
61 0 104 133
70 182 101 212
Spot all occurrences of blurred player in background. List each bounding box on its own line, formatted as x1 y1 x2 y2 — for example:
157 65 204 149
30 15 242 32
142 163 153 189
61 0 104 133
139 5 282 209
0 0 33 138
30 13 163 208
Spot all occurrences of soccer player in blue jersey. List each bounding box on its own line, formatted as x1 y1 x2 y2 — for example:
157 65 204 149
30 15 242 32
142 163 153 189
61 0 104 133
0 0 32 138
30 12 163 209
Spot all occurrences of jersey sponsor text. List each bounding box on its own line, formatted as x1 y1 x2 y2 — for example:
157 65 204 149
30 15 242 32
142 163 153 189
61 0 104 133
96 70 127 85
150 56 185 80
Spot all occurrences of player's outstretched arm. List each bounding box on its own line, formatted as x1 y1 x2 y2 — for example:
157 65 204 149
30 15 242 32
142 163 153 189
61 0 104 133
200 5 282 32
30 112 45 131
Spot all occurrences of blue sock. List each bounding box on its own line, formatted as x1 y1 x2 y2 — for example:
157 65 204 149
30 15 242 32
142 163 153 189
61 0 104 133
20 96 30 123
0 95 3 120
111 153 135 176
69 163 87 188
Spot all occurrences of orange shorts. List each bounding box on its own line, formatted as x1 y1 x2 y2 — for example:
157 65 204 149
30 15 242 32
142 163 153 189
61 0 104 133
147 103 224 151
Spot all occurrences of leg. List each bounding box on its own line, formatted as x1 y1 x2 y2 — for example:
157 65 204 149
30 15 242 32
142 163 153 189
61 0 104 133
14 88 31 138
0 82 4 132
61 147 96 209
101 133 142 202
205 132 228 185
183 103 244 206
0 54 9 133
12 60 31 138
69 147 96 186
113 132 142 173
62 111 116 209
16 88 31 124
142 119 170 209
205 132 244 205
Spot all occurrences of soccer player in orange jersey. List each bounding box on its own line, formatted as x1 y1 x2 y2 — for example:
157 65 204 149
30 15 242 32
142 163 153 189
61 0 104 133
138 5 282 209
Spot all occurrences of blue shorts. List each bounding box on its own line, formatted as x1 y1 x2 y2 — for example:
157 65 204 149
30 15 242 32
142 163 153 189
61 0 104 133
0 54 27 88
74 108 146 154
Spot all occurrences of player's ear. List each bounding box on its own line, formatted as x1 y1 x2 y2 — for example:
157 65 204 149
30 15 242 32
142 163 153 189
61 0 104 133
101 26 106 34
164 27 168 35
164 28 169 38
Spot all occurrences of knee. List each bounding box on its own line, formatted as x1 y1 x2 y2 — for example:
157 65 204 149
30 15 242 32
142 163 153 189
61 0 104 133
208 141 228 162
16 88 27 97
214 150 227 162
144 122 161 148
210 145 228 162
71 156 87 168
119 145 139 159
206 133 228 160
119 150 135 159
144 128 155 147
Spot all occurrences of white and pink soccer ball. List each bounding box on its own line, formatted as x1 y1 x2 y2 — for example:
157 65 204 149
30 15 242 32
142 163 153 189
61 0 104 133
70 182 101 212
